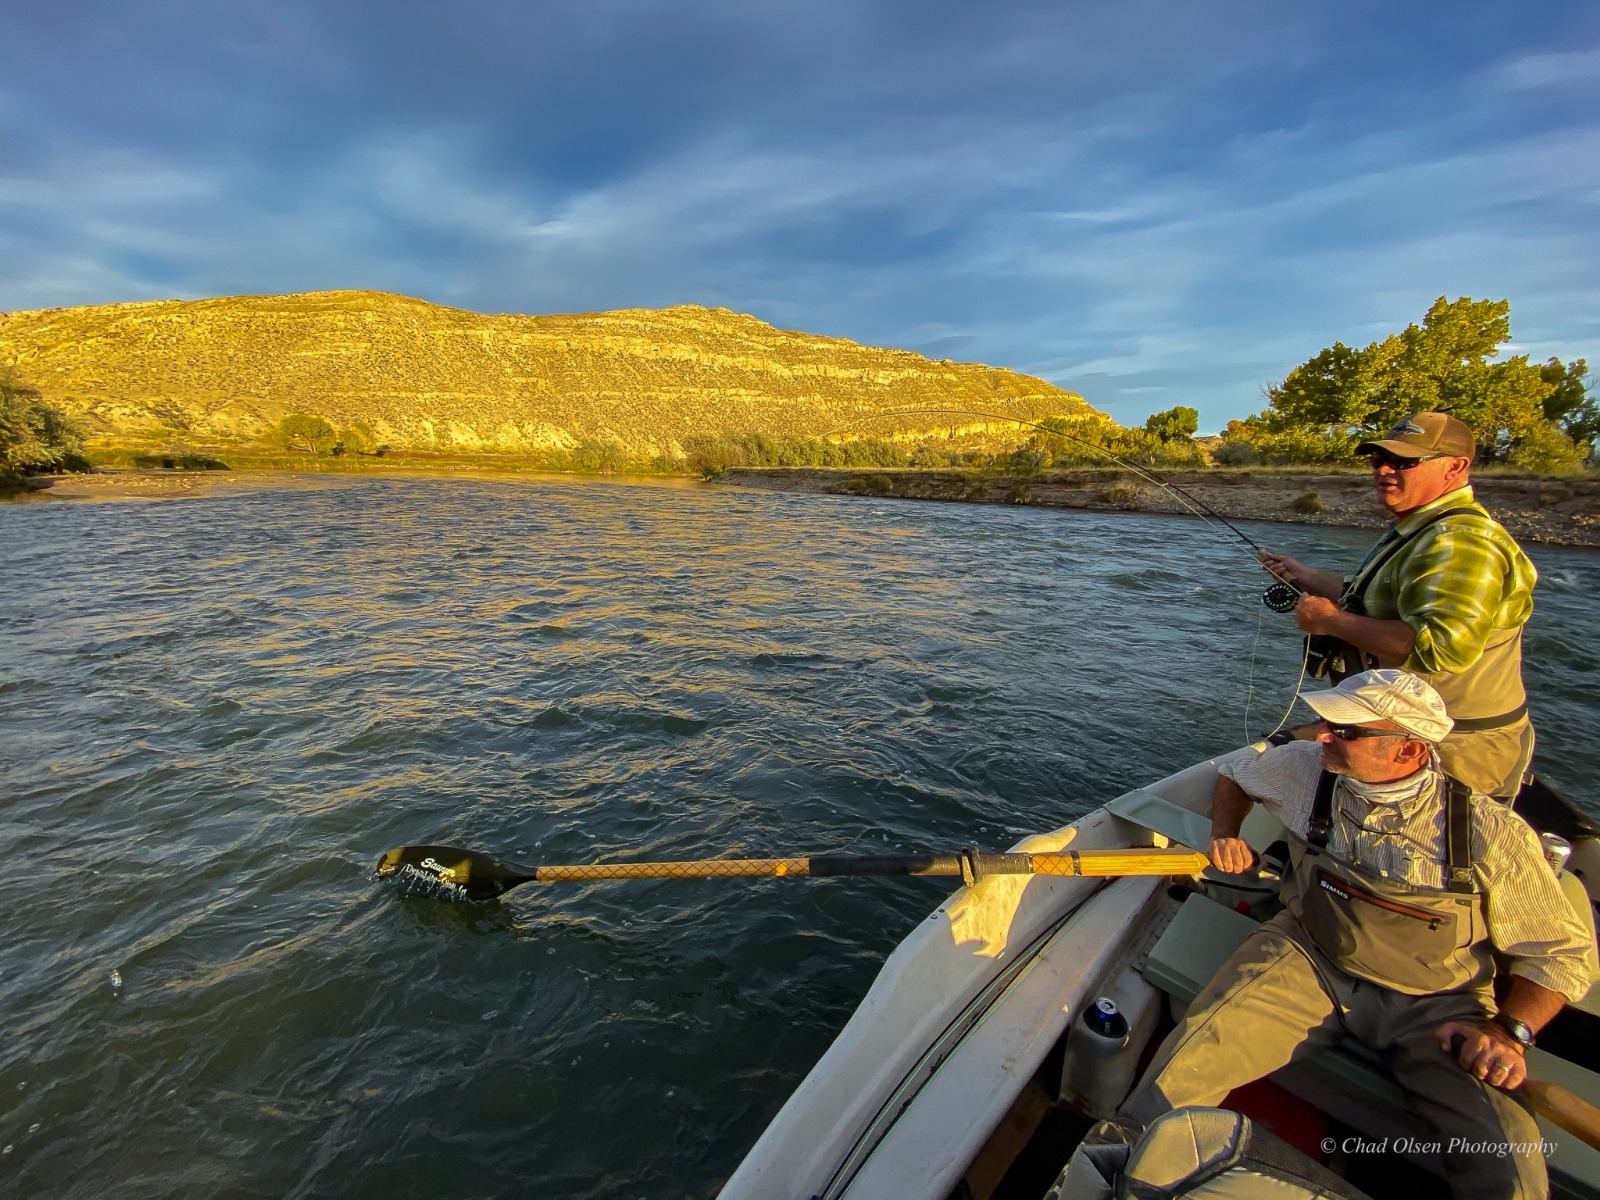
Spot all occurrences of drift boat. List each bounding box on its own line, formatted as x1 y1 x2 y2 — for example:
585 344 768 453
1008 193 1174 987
716 747 1600 1200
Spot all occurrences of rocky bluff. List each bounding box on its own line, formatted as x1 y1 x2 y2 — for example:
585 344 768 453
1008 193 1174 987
0 290 1098 455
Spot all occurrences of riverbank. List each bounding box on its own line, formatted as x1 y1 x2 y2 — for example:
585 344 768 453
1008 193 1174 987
15 469 318 502
19 463 1600 549
717 466 1600 548
14 462 696 503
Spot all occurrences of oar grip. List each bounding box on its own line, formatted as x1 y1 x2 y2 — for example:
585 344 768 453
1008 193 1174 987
969 853 1034 878
1030 848 1209 876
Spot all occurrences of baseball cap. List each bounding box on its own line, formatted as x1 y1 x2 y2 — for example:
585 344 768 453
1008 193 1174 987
1299 669 1453 742
1354 412 1476 460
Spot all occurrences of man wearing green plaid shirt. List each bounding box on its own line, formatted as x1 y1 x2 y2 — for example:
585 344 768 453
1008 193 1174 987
1259 413 1536 798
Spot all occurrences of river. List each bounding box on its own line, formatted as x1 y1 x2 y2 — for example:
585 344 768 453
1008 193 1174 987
2 473 1596 1198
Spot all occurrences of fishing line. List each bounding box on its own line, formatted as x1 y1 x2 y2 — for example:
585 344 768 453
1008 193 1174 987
827 406 1302 604
1242 604 1311 745
829 405 1310 737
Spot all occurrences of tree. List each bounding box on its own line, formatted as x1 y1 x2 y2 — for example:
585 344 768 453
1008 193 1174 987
1235 297 1585 464
275 413 338 453
0 366 88 475
1144 405 1199 443
1006 446 1047 476
339 422 377 454
1509 420 1586 475
1439 356 1548 459
1028 413 1125 465
574 437 630 472
1540 358 1597 454
1258 343 1371 439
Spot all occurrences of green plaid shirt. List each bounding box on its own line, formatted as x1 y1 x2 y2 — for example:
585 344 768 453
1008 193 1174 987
1350 486 1537 676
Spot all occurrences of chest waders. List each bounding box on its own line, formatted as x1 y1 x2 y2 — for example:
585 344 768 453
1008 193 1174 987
1285 771 1495 996
1306 505 1477 683
1306 506 1528 731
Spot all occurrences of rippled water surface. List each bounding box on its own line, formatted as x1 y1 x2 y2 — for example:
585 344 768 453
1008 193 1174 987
3 474 1597 1198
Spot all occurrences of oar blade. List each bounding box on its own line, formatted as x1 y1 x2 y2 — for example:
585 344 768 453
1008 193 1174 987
374 844 535 902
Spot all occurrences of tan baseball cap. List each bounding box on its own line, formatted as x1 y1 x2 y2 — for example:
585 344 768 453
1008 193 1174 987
1355 412 1476 460
1299 668 1454 742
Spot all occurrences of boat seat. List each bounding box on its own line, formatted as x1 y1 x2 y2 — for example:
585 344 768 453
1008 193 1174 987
1106 787 1287 855
1138 890 1260 1003
1141 893 1600 1200
1107 789 1213 854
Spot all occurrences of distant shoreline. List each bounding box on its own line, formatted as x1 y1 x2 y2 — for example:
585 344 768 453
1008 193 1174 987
716 466 1600 550
18 463 1600 549
16 462 700 503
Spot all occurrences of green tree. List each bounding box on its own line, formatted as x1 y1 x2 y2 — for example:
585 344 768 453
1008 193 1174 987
1508 420 1586 475
574 437 630 472
1238 297 1584 463
1257 343 1371 443
1029 413 1124 465
1006 446 1046 476
275 413 338 453
682 434 743 478
1439 356 1549 459
0 367 88 476
339 422 377 454
1143 405 1199 442
1540 358 1597 454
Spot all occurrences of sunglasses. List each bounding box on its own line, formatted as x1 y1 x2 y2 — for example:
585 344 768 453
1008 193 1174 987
1324 721 1405 741
1364 450 1441 471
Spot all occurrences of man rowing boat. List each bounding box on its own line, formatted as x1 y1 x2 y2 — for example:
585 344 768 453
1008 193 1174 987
1259 412 1535 799
1123 669 1593 1200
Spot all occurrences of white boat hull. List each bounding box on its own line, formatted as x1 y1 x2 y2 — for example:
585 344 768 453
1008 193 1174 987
718 754 1235 1200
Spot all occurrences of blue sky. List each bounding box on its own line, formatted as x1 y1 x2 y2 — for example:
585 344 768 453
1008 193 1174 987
3 1 1596 431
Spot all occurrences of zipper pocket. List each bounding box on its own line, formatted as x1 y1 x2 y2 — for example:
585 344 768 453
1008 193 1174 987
1313 868 1444 930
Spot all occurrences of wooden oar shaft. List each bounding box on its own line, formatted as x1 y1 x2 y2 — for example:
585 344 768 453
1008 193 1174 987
524 848 1208 883
534 857 816 881
1522 1078 1600 1153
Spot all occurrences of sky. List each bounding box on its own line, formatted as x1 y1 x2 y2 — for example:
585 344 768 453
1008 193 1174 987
2 1 1597 432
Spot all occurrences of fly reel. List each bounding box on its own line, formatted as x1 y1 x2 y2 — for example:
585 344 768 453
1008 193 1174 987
1261 581 1300 613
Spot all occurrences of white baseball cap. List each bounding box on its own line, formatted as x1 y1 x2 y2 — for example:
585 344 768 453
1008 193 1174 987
1299 669 1453 742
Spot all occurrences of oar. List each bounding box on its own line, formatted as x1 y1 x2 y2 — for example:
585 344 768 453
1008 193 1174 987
1521 1078 1600 1153
374 843 1209 903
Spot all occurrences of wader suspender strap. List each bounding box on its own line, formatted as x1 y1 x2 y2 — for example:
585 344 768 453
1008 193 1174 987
1342 506 1482 608
1309 770 1337 849
1445 776 1478 894
1308 769 1479 892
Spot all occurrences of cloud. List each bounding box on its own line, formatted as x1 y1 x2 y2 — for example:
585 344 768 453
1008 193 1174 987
1492 49 1600 91
2 0 1597 431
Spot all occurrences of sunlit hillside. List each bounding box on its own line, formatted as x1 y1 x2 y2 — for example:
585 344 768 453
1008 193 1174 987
0 290 1102 456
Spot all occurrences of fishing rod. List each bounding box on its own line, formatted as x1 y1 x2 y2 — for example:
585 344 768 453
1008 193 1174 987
831 407 1302 612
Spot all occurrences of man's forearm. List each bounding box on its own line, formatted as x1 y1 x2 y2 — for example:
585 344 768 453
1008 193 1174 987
1210 776 1255 840
1289 566 1346 599
1499 976 1569 1034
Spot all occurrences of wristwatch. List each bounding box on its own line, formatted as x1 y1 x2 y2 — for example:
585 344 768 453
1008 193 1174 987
1492 1013 1537 1050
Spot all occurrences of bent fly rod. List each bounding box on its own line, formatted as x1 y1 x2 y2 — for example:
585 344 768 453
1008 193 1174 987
835 407 1303 612
375 843 1210 903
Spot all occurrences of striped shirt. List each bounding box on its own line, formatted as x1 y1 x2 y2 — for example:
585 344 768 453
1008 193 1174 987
1352 485 1536 676
1220 741 1594 1001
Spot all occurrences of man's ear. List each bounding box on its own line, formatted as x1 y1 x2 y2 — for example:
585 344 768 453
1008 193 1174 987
1397 738 1431 764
